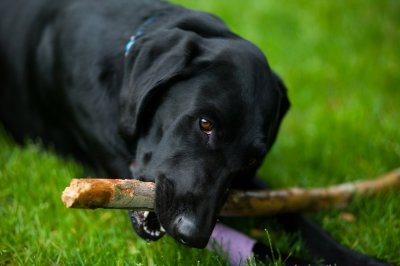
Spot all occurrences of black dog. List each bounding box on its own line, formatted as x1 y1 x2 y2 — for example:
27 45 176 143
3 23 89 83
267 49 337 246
0 0 391 265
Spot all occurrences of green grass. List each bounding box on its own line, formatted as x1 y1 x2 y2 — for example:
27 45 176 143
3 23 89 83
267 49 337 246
0 135 227 265
1 0 399 265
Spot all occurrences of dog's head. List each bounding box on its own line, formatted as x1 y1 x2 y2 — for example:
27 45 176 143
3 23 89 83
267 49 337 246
119 23 289 248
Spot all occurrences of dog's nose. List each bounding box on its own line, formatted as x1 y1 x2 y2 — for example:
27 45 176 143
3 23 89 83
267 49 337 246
173 216 209 248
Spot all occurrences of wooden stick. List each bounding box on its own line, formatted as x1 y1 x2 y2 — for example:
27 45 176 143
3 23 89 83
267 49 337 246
61 168 400 216
62 179 156 210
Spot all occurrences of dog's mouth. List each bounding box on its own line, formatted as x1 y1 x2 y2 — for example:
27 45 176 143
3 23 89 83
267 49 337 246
129 210 166 241
129 162 166 241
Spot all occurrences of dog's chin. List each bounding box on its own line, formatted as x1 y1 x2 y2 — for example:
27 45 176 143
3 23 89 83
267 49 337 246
129 210 166 241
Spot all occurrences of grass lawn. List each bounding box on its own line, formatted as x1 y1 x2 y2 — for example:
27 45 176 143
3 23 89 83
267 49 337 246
1 0 399 265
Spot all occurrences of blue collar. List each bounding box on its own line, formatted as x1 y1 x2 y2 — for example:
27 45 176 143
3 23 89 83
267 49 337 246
125 16 157 56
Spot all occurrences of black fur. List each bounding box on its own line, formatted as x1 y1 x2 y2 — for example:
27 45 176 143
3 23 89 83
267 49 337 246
0 0 391 265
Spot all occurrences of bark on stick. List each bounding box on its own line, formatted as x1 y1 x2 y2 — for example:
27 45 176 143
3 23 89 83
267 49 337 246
62 179 155 210
61 168 400 216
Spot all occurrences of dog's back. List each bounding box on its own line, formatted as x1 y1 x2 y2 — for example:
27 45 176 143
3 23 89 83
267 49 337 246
0 0 161 141
0 0 49 140
0 0 166 169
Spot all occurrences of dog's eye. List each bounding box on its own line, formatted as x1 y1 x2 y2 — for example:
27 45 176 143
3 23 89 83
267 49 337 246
199 118 214 135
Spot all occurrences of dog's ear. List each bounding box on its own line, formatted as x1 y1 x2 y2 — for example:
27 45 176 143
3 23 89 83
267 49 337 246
266 71 290 147
119 29 206 141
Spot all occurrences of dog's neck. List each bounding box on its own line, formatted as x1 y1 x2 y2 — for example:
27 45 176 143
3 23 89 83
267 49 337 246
124 16 158 56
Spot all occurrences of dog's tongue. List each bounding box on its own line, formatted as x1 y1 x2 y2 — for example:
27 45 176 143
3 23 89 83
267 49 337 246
129 210 166 241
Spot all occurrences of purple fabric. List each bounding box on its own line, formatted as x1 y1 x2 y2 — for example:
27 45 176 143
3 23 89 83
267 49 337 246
207 223 256 266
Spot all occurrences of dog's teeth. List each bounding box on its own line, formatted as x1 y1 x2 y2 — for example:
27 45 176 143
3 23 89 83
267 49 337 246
143 211 150 219
160 226 166 233
143 225 149 233
155 231 160 237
